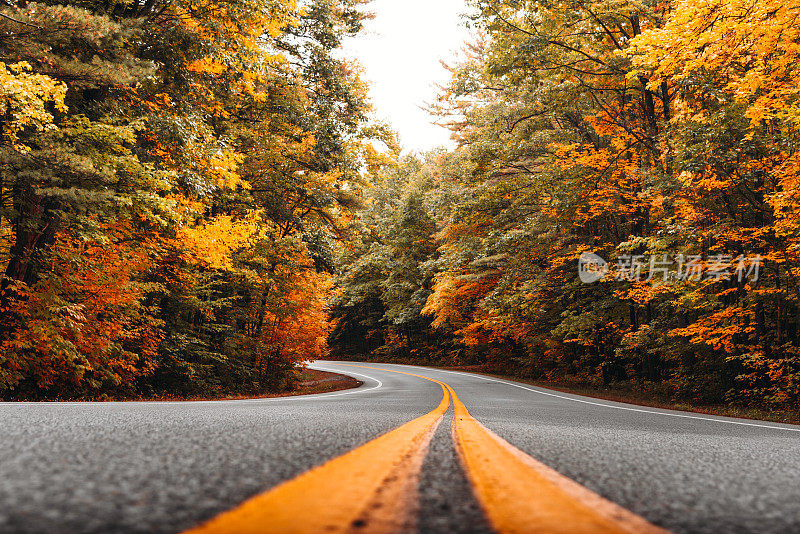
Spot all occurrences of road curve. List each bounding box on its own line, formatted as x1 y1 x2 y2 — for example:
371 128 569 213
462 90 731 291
0 361 798 533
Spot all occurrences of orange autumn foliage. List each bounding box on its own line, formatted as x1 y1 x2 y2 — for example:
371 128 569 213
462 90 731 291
1 225 161 392
258 268 333 363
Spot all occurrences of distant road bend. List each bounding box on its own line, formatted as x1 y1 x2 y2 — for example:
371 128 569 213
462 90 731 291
1 362 799 533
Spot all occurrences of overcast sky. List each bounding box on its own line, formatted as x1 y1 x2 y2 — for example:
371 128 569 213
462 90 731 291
342 0 473 153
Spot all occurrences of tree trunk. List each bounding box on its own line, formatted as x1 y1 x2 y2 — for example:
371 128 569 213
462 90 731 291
2 185 59 305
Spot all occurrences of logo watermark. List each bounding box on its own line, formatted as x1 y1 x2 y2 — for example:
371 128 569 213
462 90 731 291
578 253 762 284
578 252 609 283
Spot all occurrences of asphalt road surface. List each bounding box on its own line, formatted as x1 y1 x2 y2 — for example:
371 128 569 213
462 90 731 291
1 361 798 533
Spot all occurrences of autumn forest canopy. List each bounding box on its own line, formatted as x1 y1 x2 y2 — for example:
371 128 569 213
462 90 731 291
1 0 800 409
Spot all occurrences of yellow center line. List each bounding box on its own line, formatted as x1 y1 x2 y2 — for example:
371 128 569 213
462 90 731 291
183 371 449 534
442 382 669 534
348 365 668 534
185 363 670 534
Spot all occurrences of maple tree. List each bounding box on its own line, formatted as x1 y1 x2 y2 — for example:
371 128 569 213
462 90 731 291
627 0 800 405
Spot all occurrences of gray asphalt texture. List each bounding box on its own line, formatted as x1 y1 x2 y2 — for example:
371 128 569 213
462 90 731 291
417 404 493 534
1 361 799 533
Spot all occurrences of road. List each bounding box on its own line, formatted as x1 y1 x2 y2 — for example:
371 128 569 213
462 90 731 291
1 361 799 533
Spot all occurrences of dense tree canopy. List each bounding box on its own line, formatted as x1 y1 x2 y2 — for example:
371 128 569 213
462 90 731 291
0 0 379 398
331 0 800 411
3 0 799 410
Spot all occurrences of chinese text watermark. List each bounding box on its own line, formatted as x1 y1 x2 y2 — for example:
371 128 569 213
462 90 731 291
579 253 762 284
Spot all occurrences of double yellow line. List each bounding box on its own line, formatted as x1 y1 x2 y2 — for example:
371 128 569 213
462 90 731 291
185 366 667 534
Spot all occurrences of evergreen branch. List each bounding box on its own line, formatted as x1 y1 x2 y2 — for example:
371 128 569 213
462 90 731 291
0 10 41 28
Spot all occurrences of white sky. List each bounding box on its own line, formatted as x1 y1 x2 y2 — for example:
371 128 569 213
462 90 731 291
342 0 473 153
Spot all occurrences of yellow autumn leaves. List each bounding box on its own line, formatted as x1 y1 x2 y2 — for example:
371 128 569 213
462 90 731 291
0 61 67 151
629 0 800 131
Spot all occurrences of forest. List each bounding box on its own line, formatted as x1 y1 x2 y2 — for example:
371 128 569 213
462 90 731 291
0 0 383 399
2 0 799 410
330 0 800 411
